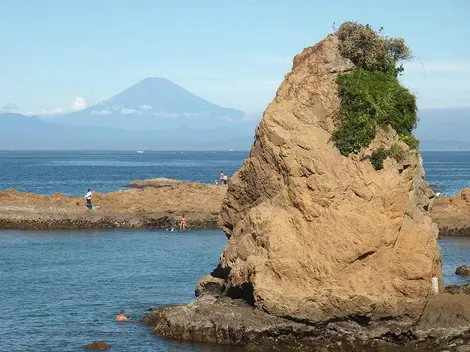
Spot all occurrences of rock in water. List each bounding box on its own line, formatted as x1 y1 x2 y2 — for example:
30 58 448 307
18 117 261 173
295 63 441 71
216 34 442 324
83 341 110 350
145 26 462 349
456 266 470 276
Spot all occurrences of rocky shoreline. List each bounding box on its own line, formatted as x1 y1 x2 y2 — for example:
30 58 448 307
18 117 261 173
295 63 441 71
431 189 470 236
141 288 470 351
2 183 470 234
0 182 225 230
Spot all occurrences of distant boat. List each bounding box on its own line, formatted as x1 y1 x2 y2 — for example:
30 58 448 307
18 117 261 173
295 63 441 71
136 150 144 154
229 149 234 151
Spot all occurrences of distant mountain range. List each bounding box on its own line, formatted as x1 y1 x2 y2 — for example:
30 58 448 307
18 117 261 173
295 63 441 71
52 77 249 131
0 78 468 150
0 113 254 150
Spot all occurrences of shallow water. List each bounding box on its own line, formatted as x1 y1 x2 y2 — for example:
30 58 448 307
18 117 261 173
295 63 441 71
439 236 470 285
0 230 468 352
0 229 242 352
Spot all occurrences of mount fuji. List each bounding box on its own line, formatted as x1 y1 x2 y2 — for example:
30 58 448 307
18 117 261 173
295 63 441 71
52 77 250 131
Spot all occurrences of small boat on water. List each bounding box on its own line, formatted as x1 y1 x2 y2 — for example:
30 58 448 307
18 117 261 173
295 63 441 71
136 150 144 154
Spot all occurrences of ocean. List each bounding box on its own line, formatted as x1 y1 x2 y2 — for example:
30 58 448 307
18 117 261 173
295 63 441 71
0 150 469 352
1 150 469 196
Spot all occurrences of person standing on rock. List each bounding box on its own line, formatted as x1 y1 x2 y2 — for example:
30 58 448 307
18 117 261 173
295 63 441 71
85 189 92 209
179 214 187 231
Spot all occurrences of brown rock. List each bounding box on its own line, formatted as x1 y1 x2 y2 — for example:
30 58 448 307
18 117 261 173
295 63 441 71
456 266 470 276
216 34 442 324
0 182 226 230
195 273 226 298
417 293 470 332
83 341 110 350
431 188 470 236
128 177 182 189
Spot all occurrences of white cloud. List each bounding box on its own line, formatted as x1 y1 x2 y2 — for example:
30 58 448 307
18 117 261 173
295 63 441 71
71 97 87 111
91 109 112 115
24 96 87 117
140 104 153 110
120 108 142 115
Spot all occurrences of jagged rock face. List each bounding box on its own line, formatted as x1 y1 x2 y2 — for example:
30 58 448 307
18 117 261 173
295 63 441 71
216 35 443 324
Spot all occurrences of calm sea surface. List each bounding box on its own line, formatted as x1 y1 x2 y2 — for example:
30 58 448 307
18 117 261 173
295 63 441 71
0 150 469 352
0 150 469 196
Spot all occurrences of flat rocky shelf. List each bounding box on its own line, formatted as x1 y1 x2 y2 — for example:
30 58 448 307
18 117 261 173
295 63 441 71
0 182 226 230
1 181 470 234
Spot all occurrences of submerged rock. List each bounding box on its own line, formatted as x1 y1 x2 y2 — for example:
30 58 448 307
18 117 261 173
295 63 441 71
83 341 110 350
456 266 470 276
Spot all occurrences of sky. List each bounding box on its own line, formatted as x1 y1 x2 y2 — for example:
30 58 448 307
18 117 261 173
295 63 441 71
0 0 469 115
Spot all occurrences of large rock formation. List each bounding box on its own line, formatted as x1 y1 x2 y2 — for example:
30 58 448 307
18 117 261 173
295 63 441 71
216 34 442 324
145 32 470 350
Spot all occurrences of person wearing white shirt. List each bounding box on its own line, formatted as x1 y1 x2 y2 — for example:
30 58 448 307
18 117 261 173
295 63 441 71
85 189 92 208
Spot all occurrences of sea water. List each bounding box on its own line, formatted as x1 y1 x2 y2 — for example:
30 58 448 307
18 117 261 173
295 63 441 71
0 229 242 352
0 150 469 351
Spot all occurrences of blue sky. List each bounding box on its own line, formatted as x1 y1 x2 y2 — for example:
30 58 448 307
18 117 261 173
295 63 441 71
1 0 469 115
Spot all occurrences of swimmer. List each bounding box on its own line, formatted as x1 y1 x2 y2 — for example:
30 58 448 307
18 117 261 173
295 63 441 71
115 310 131 321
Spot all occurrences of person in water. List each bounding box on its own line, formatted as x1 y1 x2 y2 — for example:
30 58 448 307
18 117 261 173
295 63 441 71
115 310 131 321
179 214 187 231
85 189 92 209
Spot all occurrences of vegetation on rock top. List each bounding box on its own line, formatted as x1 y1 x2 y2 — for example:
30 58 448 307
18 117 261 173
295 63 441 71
332 21 419 170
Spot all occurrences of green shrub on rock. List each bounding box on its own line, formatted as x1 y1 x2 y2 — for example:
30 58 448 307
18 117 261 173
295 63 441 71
332 21 420 165
399 133 419 149
370 148 391 170
389 142 406 162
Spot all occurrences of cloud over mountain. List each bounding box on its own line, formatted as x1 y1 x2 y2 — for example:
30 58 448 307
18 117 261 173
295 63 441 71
24 97 87 117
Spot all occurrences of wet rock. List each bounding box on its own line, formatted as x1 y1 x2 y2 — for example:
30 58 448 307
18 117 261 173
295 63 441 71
83 341 110 350
456 266 470 276
145 293 470 350
417 293 470 332
445 284 470 295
